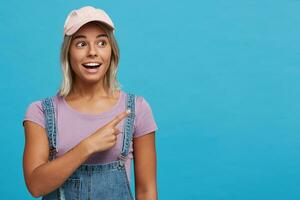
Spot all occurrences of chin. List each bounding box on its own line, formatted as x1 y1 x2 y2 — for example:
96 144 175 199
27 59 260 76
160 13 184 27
84 76 104 83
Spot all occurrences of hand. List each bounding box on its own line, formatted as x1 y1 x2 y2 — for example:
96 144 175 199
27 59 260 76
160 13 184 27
83 109 131 154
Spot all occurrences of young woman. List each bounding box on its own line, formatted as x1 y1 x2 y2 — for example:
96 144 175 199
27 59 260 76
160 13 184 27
22 6 158 200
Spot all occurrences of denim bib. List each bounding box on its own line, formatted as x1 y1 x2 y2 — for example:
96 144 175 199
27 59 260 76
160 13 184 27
41 93 136 200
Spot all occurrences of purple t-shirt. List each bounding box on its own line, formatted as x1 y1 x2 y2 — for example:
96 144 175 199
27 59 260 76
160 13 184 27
22 90 158 183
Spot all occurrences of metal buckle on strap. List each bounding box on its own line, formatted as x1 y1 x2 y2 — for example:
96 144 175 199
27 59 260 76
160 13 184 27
118 154 127 161
50 146 57 153
49 146 57 159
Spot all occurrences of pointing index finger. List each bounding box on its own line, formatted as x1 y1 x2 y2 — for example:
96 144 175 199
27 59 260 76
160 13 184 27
109 109 131 127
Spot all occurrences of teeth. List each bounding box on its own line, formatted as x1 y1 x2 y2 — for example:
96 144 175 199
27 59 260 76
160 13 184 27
83 62 100 66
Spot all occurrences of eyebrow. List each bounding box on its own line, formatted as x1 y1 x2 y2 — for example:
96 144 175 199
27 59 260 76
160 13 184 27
72 34 108 40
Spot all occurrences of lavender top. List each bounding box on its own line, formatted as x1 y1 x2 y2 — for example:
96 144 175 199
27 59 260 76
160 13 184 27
22 90 158 183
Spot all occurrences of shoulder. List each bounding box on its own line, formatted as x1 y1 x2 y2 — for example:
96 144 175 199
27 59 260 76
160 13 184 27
23 95 60 128
26 95 59 110
135 95 153 115
125 92 158 138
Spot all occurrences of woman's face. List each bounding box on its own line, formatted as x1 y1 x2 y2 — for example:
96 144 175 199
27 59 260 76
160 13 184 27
69 22 112 84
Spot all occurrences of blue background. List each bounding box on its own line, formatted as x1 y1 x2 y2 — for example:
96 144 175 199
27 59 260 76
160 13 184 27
1 0 299 199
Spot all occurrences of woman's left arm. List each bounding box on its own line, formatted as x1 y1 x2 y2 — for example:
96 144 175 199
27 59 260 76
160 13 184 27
133 131 158 200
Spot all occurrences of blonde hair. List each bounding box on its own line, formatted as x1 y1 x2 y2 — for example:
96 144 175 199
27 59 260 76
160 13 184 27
57 21 121 97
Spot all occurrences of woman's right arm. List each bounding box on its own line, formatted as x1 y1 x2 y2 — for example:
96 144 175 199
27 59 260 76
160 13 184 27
23 110 129 198
23 121 93 197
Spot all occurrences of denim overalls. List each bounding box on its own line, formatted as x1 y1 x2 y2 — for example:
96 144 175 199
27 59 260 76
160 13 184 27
41 93 136 200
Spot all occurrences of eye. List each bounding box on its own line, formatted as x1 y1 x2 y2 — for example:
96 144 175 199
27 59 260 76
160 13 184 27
97 40 107 47
75 41 86 48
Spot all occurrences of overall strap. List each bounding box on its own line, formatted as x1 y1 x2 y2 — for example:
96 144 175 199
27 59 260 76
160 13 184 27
119 93 136 161
41 97 66 200
41 97 58 161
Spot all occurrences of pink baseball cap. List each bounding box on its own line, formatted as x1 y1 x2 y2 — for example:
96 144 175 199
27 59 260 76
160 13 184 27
63 6 115 36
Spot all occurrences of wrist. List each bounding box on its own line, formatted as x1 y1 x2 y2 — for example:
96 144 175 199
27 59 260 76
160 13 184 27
79 139 95 156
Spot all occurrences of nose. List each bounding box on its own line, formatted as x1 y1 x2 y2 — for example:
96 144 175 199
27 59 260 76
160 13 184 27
88 44 98 57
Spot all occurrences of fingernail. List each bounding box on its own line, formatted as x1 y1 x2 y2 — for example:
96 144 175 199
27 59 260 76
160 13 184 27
126 109 131 114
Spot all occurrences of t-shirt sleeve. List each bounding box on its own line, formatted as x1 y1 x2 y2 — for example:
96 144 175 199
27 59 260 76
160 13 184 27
133 96 158 138
23 100 45 128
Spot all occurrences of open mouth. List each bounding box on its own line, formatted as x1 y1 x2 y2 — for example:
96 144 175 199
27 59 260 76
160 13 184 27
82 63 102 69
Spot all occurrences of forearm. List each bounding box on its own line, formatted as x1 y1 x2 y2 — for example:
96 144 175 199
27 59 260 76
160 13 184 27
28 140 92 197
135 184 158 200
135 190 158 200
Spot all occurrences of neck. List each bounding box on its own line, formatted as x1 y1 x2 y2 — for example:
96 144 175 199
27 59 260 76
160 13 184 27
69 78 114 101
